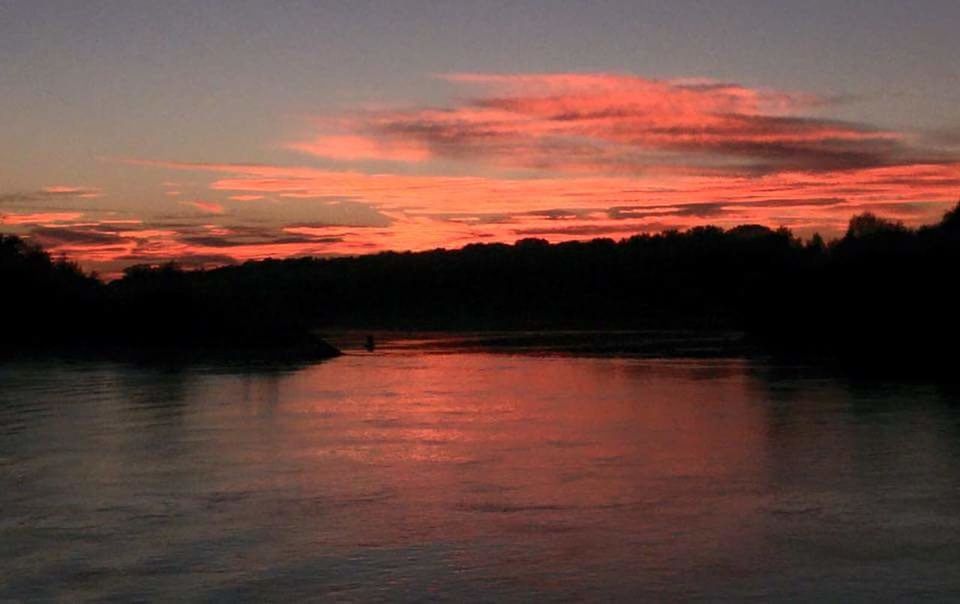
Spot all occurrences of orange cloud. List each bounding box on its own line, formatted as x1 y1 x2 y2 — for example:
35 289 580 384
292 73 909 175
41 185 101 198
1 212 85 225
179 200 226 215
290 135 431 162
130 158 960 218
114 157 954 258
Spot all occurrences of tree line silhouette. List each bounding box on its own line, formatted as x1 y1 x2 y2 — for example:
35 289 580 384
3 203 958 371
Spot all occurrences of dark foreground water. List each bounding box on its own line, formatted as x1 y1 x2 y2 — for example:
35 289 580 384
2 342 960 601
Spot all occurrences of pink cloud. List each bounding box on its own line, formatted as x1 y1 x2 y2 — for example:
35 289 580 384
179 200 226 215
291 73 907 175
290 135 431 162
128 158 960 219
41 185 101 198
111 156 959 257
1 212 85 225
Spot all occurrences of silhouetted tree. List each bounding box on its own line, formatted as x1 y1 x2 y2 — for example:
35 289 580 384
3 201 959 373
846 212 907 238
0 234 102 348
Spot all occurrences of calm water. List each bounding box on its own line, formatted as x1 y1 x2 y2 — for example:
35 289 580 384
2 341 960 601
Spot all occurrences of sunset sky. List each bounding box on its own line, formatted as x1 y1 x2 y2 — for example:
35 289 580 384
2 1 959 274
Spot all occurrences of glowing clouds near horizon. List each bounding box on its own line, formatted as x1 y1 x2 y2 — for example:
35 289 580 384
5 73 960 273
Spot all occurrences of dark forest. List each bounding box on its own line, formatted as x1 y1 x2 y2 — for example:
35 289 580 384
3 203 958 372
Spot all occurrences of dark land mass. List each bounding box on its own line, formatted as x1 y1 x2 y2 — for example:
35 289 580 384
2 203 959 375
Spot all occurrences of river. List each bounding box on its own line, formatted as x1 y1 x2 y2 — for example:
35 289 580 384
2 338 959 600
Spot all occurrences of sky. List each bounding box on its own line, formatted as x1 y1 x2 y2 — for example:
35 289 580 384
2 0 959 275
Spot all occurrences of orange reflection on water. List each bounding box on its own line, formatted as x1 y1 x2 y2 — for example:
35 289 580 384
8 352 960 599
194 353 774 575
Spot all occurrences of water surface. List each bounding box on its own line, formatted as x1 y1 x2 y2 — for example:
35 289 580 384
2 344 960 600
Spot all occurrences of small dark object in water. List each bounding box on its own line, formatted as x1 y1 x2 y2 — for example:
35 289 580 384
365 335 376 352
